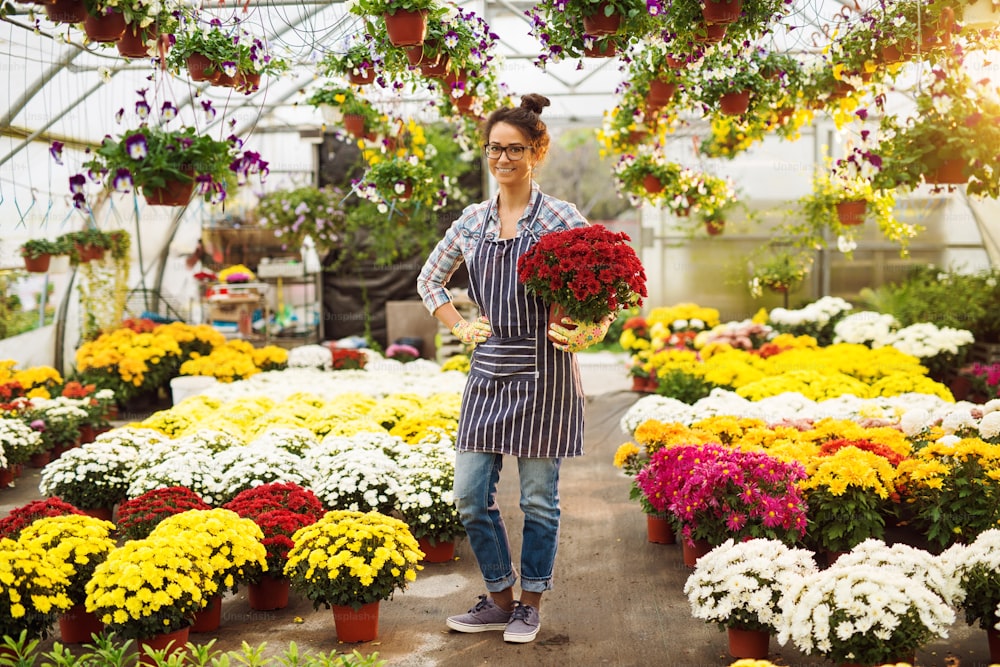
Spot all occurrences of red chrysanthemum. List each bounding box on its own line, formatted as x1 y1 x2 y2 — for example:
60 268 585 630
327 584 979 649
0 497 84 538
116 486 211 540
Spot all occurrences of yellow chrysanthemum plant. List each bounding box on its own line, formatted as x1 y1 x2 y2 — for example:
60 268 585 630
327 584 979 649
85 536 215 640
896 437 1000 549
148 509 268 596
285 510 424 611
800 445 900 554
16 515 117 608
0 536 73 640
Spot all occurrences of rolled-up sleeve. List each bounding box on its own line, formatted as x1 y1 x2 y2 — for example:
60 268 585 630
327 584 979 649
417 216 468 314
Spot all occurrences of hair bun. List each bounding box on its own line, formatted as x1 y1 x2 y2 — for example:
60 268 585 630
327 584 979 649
520 93 551 116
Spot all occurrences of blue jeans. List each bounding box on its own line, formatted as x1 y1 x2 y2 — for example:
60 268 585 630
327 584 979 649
453 451 562 594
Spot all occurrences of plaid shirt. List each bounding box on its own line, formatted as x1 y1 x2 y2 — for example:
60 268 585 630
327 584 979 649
417 183 589 314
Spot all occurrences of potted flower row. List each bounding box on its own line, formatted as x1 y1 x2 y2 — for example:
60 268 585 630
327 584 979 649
18 228 129 273
165 18 289 93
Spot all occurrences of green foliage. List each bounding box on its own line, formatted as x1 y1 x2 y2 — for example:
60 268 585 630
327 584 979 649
18 239 61 259
859 264 1000 342
653 368 719 404
803 486 886 553
0 636 387 667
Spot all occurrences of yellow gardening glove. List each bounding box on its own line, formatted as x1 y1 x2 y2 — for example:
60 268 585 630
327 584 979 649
548 312 616 353
451 316 492 345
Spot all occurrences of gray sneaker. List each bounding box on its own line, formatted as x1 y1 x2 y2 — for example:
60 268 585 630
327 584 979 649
446 595 512 633
503 602 540 643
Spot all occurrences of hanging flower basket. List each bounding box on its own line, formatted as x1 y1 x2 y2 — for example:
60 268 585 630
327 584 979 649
925 158 968 185
83 10 127 42
719 90 751 115
701 0 742 24
117 24 158 58
384 9 428 47
835 199 867 226
186 53 221 83
46 0 88 24
582 2 622 35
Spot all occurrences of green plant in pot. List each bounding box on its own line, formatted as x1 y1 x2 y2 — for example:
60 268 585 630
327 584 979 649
747 247 813 297
307 83 388 137
68 90 266 207
19 239 61 261
612 146 684 207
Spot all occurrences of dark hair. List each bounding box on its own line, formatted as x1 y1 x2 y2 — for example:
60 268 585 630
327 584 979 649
483 93 551 163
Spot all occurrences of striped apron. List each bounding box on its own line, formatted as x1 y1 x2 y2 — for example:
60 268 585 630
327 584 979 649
455 196 585 458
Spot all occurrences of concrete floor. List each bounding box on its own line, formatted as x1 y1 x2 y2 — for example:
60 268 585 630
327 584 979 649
1 357 997 666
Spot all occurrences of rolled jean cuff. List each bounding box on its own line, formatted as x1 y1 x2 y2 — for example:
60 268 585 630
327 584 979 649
519 576 553 594
483 572 518 593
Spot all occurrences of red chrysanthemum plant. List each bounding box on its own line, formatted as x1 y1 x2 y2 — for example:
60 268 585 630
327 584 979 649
115 486 212 541
517 225 647 324
0 497 84 539
223 482 326 583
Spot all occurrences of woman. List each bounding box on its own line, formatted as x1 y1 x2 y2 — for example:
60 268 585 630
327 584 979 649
416 93 613 644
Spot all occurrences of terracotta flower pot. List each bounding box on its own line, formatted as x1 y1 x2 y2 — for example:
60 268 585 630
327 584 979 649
645 79 677 110
332 601 380 642
342 114 367 138
138 626 189 666
187 53 221 83
835 199 867 226
694 22 728 43
384 8 428 47
642 173 664 194
702 0 742 24
117 23 157 58
418 537 456 562
248 575 291 611
59 604 105 644
83 10 127 43
727 627 769 659
348 68 375 85
646 514 676 544
719 90 751 115
925 158 968 185
582 40 617 58
23 254 52 273
46 0 88 24
419 54 450 79
582 2 621 35
682 538 712 568
144 177 195 207
405 42 440 68
704 219 725 236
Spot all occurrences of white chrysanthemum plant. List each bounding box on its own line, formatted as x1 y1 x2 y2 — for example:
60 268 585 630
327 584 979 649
287 344 333 371
940 529 1000 632
833 311 900 347
768 296 854 344
396 442 462 544
214 443 311 504
39 443 140 511
831 539 964 608
775 563 955 665
684 538 817 634
248 427 319 456
304 446 404 513
0 417 43 466
126 446 226 505
94 426 170 450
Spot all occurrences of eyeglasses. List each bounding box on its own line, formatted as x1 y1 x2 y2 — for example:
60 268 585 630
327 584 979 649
483 144 532 161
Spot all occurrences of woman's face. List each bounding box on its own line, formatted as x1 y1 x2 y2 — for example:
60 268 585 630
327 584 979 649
485 122 536 187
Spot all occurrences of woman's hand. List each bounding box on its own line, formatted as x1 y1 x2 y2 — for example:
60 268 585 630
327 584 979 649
549 312 615 353
452 316 492 345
